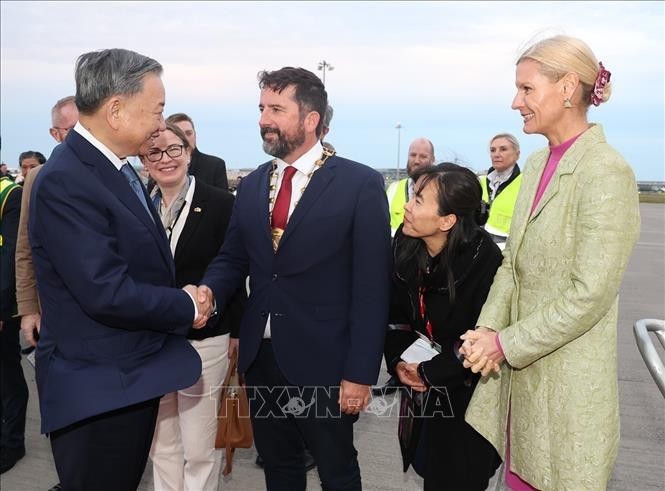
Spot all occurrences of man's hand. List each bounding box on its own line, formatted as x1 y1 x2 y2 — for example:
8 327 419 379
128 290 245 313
20 313 41 347
338 379 371 415
183 284 214 329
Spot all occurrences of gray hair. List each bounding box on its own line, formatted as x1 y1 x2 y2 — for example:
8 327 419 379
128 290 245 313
51 95 76 126
489 133 520 152
75 49 162 115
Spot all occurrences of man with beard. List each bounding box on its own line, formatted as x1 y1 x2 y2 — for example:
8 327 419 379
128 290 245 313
198 67 391 491
386 138 436 236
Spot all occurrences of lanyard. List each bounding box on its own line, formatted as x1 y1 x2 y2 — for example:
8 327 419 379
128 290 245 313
418 286 434 341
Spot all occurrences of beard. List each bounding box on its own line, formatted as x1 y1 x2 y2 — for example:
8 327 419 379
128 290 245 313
261 124 306 160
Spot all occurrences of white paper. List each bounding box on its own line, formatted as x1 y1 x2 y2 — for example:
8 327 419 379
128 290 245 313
401 338 439 364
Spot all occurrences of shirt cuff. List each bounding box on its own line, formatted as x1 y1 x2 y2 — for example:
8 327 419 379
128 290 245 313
183 289 198 321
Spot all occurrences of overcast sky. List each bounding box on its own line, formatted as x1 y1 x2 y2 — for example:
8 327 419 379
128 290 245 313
1 1 663 180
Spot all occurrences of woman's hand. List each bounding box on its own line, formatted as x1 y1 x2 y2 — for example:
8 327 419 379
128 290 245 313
459 326 491 358
460 329 505 376
395 361 427 392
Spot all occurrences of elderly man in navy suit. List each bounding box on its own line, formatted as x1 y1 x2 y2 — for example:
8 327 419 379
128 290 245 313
199 67 391 490
29 49 211 491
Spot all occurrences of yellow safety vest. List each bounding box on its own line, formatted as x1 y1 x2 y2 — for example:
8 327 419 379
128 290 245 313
0 176 21 247
480 174 522 237
386 178 409 235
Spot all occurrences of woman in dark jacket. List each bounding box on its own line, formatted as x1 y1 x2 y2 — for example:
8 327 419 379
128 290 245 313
383 163 502 490
141 123 245 491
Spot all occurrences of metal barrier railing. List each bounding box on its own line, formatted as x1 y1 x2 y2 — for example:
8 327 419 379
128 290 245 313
633 319 665 398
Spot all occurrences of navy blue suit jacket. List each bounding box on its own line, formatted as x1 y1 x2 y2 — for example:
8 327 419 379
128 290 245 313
29 130 201 433
202 154 392 386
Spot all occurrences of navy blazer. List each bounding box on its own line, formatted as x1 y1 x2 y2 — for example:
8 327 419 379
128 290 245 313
29 130 201 433
202 154 392 386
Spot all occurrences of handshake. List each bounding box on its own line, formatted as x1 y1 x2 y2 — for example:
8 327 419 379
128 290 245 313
459 327 505 377
182 284 215 329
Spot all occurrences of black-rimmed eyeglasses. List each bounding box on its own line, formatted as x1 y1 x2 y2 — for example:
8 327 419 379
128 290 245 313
145 144 184 162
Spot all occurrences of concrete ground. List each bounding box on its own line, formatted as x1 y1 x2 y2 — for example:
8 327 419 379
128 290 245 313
2 203 663 490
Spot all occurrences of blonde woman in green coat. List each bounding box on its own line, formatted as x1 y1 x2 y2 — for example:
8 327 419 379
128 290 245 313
460 35 640 491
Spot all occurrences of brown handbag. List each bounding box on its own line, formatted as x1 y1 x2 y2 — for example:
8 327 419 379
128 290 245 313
215 349 253 475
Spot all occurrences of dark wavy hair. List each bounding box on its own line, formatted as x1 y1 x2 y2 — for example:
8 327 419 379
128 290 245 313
258 67 328 137
395 162 489 303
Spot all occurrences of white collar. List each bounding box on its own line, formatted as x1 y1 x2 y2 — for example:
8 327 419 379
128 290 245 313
73 122 126 171
274 141 324 176
488 165 515 184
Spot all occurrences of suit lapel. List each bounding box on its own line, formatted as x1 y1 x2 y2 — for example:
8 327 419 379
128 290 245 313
507 150 545 264
67 131 175 275
278 158 336 249
174 182 205 265
255 162 273 245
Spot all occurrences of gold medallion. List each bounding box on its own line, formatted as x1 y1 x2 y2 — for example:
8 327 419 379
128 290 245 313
271 227 285 252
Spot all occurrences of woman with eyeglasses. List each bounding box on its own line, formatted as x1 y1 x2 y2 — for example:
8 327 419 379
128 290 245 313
140 122 244 491
383 163 502 490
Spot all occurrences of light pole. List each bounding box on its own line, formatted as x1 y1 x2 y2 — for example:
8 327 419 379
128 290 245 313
395 122 402 181
317 60 334 85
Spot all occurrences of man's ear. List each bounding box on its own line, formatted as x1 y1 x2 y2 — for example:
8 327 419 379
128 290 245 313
304 110 320 134
105 96 123 131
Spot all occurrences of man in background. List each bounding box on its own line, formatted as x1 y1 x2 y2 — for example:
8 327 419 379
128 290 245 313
166 112 229 190
385 137 436 235
48 96 79 143
0 163 13 180
16 151 46 184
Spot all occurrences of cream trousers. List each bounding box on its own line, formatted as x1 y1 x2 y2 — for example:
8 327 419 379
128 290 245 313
150 334 230 491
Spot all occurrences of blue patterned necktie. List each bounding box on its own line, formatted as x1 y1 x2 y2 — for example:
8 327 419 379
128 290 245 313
120 162 154 222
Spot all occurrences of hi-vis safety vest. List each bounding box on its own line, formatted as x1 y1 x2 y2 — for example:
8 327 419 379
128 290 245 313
0 176 21 247
386 177 409 236
480 174 522 237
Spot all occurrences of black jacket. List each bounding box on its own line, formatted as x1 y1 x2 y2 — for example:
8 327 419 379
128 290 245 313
189 148 228 191
383 226 502 488
172 179 244 339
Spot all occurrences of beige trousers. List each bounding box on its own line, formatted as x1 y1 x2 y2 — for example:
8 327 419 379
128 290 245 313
150 334 230 491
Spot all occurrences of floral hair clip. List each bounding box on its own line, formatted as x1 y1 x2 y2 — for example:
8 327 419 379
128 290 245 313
591 62 611 106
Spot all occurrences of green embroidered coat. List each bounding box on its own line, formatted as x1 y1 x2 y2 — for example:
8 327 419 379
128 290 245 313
465 124 640 491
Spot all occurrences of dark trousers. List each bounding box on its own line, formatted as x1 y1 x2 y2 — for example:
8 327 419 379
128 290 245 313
245 340 361 491
50 398 159 491
0 317 28 450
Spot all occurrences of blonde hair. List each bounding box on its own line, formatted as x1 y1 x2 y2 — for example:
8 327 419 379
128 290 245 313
517 35 611 107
